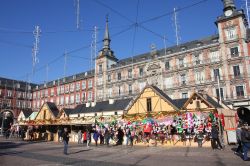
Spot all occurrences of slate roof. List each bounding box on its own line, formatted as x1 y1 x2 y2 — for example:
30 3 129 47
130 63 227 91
21 109 33 118
199 93 223 108
46 102 60 117
72 98 132 114
172 98 189 109
0 77 37 91
63 108 74 116
113 35 219 68
33 70 94 91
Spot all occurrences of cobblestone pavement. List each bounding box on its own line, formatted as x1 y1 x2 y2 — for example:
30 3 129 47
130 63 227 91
0 137 249 166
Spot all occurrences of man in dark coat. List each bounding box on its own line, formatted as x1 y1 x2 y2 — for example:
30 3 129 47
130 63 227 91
241 124 250 161
211 125 223 150
62 128 70 155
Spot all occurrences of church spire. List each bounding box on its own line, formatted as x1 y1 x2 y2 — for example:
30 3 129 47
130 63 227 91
103 14 110 50
222 0 236 12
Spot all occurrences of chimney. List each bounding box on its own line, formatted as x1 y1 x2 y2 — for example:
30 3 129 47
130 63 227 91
109 99 115 104
91 102 96 107
86 102 90 107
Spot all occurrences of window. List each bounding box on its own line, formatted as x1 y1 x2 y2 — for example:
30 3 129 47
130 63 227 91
70 95 74 104
210 51 220 62
179 58 184 67
196 101 200 108
146 98 152 112
61 85 64 94
139 68 143 76
108 75 111 82
181 74 186 85
98 64 102 73
128 69 132 78
76 93 80 103
129 84 132 94
82 81 86 89
118 86 121 96
226 27 236 40
165 61 170 70
45 90 48 97
51 88 54 96
117 73 121 80
82 92 86 102
65 96 69 105
216 88 224 100
195 72 204 83
76 82 80 91
65 85 69 93
230 47 239 57
37 91 40 99
214 68 220 80
182 93 188 99
7 90 12 97
57 86 60 95
70 83 75 92
88 91 92 101
33 92 36 99
194 55 200 65
43 110 46 120
236 86 244 97
233 65 241 77
88 80 92 88
60 96 64 105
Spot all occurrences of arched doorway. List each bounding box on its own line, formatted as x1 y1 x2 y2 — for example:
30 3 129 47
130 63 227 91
0 110 14 134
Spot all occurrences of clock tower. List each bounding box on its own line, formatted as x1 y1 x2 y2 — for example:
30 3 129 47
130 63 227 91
222 0 236 16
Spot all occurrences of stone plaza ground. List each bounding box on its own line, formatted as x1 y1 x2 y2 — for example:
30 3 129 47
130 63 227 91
0 137 249 166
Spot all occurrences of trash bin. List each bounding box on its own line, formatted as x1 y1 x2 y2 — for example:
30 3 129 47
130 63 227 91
226 130 237 144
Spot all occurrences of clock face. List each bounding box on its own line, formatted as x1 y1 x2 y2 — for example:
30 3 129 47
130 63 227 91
225 10 233 17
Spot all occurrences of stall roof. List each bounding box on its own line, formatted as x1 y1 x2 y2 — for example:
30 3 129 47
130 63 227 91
72 98 132 114
21 109 33 118
46 102 60 117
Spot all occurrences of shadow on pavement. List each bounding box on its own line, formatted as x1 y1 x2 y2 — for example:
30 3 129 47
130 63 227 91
69 149 92 154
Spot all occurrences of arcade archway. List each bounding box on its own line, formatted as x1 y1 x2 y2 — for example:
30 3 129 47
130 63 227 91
0 110 14 133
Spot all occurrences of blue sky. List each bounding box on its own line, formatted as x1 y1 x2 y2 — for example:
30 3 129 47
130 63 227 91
0 0 244 84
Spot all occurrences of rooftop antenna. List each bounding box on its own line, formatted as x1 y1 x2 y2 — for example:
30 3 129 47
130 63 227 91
173 8 181 46
32 25 41 75
92 26 98 102
46 64 49 83
75 0 80 30
64 51 67 78
163 35 167 55
245 0 250 28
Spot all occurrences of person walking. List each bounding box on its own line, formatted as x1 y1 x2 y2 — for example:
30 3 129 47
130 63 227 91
62 128 70 155
104 128 111 146
241 124 250 161
235 124 243 155
86 130 91 148
83 130 87 144
211 124 223 150
93 130 99 146
77 130 82 144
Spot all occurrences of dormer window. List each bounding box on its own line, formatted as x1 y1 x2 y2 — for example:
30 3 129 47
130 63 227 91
181 47 186 51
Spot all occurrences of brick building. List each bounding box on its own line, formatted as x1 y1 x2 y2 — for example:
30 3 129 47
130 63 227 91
0 77 36 126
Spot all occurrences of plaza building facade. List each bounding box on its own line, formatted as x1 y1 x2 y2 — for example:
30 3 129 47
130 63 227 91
0 77 36 128
95 0 250 109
